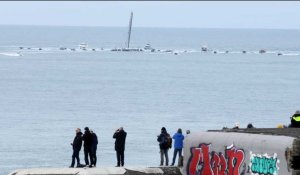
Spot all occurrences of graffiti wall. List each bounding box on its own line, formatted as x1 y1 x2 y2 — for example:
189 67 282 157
187 144 245 175
249 152 279 175
183 132 294 175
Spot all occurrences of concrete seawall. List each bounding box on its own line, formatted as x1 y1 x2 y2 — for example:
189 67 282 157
8 167 183 175
9 128 300 175
183 128 300 175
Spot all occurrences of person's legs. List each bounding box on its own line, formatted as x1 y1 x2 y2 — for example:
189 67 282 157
70 150 76 167
93 148 97 166
84 148 89 165
120 150 124 166
178 149 183 166
164 149 169 166
116 150 121 166
74 150 80 166
172 149 178 165
88 147 93 166
160 149 164 166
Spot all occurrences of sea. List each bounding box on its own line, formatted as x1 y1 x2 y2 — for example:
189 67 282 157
0 26 300 174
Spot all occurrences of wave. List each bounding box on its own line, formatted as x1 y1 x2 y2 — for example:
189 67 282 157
0 52 22 57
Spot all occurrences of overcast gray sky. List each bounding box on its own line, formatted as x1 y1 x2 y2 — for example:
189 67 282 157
0 1 300 29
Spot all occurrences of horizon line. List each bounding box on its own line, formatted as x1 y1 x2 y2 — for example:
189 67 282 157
0 24 299 30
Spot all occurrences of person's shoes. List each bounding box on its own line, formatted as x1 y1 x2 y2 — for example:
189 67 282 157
171 164 174 166
69 166 74 168
115 165 120 167
77 164 85 168
89 165 93 168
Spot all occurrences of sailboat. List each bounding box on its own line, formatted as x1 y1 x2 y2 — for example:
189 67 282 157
111 12 143 52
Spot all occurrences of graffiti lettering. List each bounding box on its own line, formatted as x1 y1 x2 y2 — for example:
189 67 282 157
249 152 279 175
187 144 245 175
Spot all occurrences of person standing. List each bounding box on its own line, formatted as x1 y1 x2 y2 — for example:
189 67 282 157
113 127 127 167
70 128 83 168
290 110 300 128
171 128 184 166
90 129 98 167
157 127 170 166
82 127 93 167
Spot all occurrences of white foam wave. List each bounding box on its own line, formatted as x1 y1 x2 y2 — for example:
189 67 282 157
0 52 22 57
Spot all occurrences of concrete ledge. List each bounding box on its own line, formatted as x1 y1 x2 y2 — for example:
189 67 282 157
8 167 182 175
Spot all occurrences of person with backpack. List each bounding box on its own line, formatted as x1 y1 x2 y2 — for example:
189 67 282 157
171 128 184 166
157 127 171 166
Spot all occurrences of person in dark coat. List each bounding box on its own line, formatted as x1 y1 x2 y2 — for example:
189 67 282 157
70 128 83 168
157 127 170 166
113 127 127 167
82 127 93 167
90 129 98 167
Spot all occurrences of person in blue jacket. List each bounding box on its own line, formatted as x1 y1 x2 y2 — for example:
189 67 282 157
171 128 184 166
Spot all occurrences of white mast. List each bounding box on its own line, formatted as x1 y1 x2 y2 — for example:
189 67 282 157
127 12 133 48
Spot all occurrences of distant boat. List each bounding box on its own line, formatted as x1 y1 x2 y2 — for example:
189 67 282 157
259 49 266 54
201 45 208 52
111 12 143 52
144 43 155 52
79 43 88 50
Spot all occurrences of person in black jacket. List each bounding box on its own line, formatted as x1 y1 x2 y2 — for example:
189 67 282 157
90 129 98 167
82 127 93 167
113 127 127 167
70 128 83 168
157 127 170 166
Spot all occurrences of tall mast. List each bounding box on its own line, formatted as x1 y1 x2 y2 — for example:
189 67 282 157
127 12 133 48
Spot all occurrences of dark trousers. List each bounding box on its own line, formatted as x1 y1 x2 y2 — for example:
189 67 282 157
172 148 182 165
91 146 97 166
160 149 169 166
71 150 80 167
84 147 93 165
116 150 124 166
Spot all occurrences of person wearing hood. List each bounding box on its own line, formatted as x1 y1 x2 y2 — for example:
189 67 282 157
290 110 300 128
157 127 170 166
70 128 83 168
113 127 127 167
82 127 93 167
171 128 184 166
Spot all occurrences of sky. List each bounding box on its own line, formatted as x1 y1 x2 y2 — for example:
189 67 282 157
0 1 300 29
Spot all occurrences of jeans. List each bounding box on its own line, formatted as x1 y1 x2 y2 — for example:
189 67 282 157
172 148 182 165
71 150 80 167
160 149 169 166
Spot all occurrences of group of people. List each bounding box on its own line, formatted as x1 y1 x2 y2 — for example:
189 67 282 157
70 127 127 168
70 127 98 168
157 127 190 166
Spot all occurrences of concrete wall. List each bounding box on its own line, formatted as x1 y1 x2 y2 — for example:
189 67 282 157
183 132 297 175
8 167 182 175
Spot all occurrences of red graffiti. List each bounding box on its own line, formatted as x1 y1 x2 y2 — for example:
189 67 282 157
187 144 244 175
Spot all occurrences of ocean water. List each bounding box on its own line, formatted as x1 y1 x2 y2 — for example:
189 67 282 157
0 26 300 174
